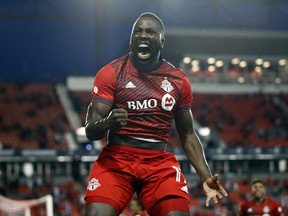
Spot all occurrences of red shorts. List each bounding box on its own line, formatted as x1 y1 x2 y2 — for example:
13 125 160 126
85 144 190 214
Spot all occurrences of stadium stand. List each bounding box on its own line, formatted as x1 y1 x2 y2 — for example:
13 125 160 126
0 83 69 150
192 93 288 148
69 90 92 125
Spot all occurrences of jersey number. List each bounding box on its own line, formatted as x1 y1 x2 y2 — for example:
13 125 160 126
172 166 182 182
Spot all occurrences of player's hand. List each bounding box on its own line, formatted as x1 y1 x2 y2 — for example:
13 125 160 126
106 108 128 130
202 174 228 207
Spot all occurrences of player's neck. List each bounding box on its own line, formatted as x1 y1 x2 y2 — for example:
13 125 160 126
254 196 265 203
130 53 162 72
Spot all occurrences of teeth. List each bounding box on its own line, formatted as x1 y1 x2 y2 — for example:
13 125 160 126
138 52 150 59
138 44 148 48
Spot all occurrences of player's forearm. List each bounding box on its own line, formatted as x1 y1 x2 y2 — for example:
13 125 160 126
85 117 110 140
180 132 212 182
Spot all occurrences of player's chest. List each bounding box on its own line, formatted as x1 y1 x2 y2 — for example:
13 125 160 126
247 204 273 215
115 74 179 111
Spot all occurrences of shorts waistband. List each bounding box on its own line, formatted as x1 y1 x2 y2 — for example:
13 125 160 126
104 143 167 156
108 132 167 151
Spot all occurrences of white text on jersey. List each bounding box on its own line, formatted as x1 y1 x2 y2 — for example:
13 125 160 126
127 99 157 110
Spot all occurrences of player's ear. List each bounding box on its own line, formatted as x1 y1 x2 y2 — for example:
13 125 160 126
160 35 165 49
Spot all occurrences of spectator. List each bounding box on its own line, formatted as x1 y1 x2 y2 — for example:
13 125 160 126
239 179 283 216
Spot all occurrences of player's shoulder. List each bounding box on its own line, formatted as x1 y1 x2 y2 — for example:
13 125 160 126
109 54 130 70
266 197 283 213
267 197 281 205
161 59 186 76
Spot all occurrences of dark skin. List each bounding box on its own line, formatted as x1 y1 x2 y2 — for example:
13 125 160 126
129 16 165 72
85 15 227 216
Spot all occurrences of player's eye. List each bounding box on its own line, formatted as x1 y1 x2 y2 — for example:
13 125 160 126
134 28 142 33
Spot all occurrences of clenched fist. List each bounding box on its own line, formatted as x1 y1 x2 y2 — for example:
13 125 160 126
106 108 128 130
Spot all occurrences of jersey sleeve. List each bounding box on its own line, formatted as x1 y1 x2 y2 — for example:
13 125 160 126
91 64 116 106
177 75 193 112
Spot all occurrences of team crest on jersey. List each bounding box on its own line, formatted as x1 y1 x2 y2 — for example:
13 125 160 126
87 178 101 191
161 93 176 111
161 77 174 93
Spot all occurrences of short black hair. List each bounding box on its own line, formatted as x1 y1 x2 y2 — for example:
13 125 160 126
251 179 265 186
137 12 165 35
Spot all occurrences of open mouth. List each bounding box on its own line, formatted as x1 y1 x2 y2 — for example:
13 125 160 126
137 43 151 60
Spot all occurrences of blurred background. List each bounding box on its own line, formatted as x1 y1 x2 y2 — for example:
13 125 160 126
0 0 288 215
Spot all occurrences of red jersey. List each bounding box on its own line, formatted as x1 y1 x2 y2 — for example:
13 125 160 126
239 197 283 216
91 53 192 142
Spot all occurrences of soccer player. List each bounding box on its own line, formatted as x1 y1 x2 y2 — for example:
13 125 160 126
239 179 283 216
84 12 227 216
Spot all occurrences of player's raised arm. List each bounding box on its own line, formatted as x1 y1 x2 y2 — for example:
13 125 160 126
175 109 228 207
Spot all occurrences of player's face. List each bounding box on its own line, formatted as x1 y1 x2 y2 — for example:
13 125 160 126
129 16 164 65
252 182 266 200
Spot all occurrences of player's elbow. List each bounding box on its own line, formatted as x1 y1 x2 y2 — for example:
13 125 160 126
85 126 104 141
